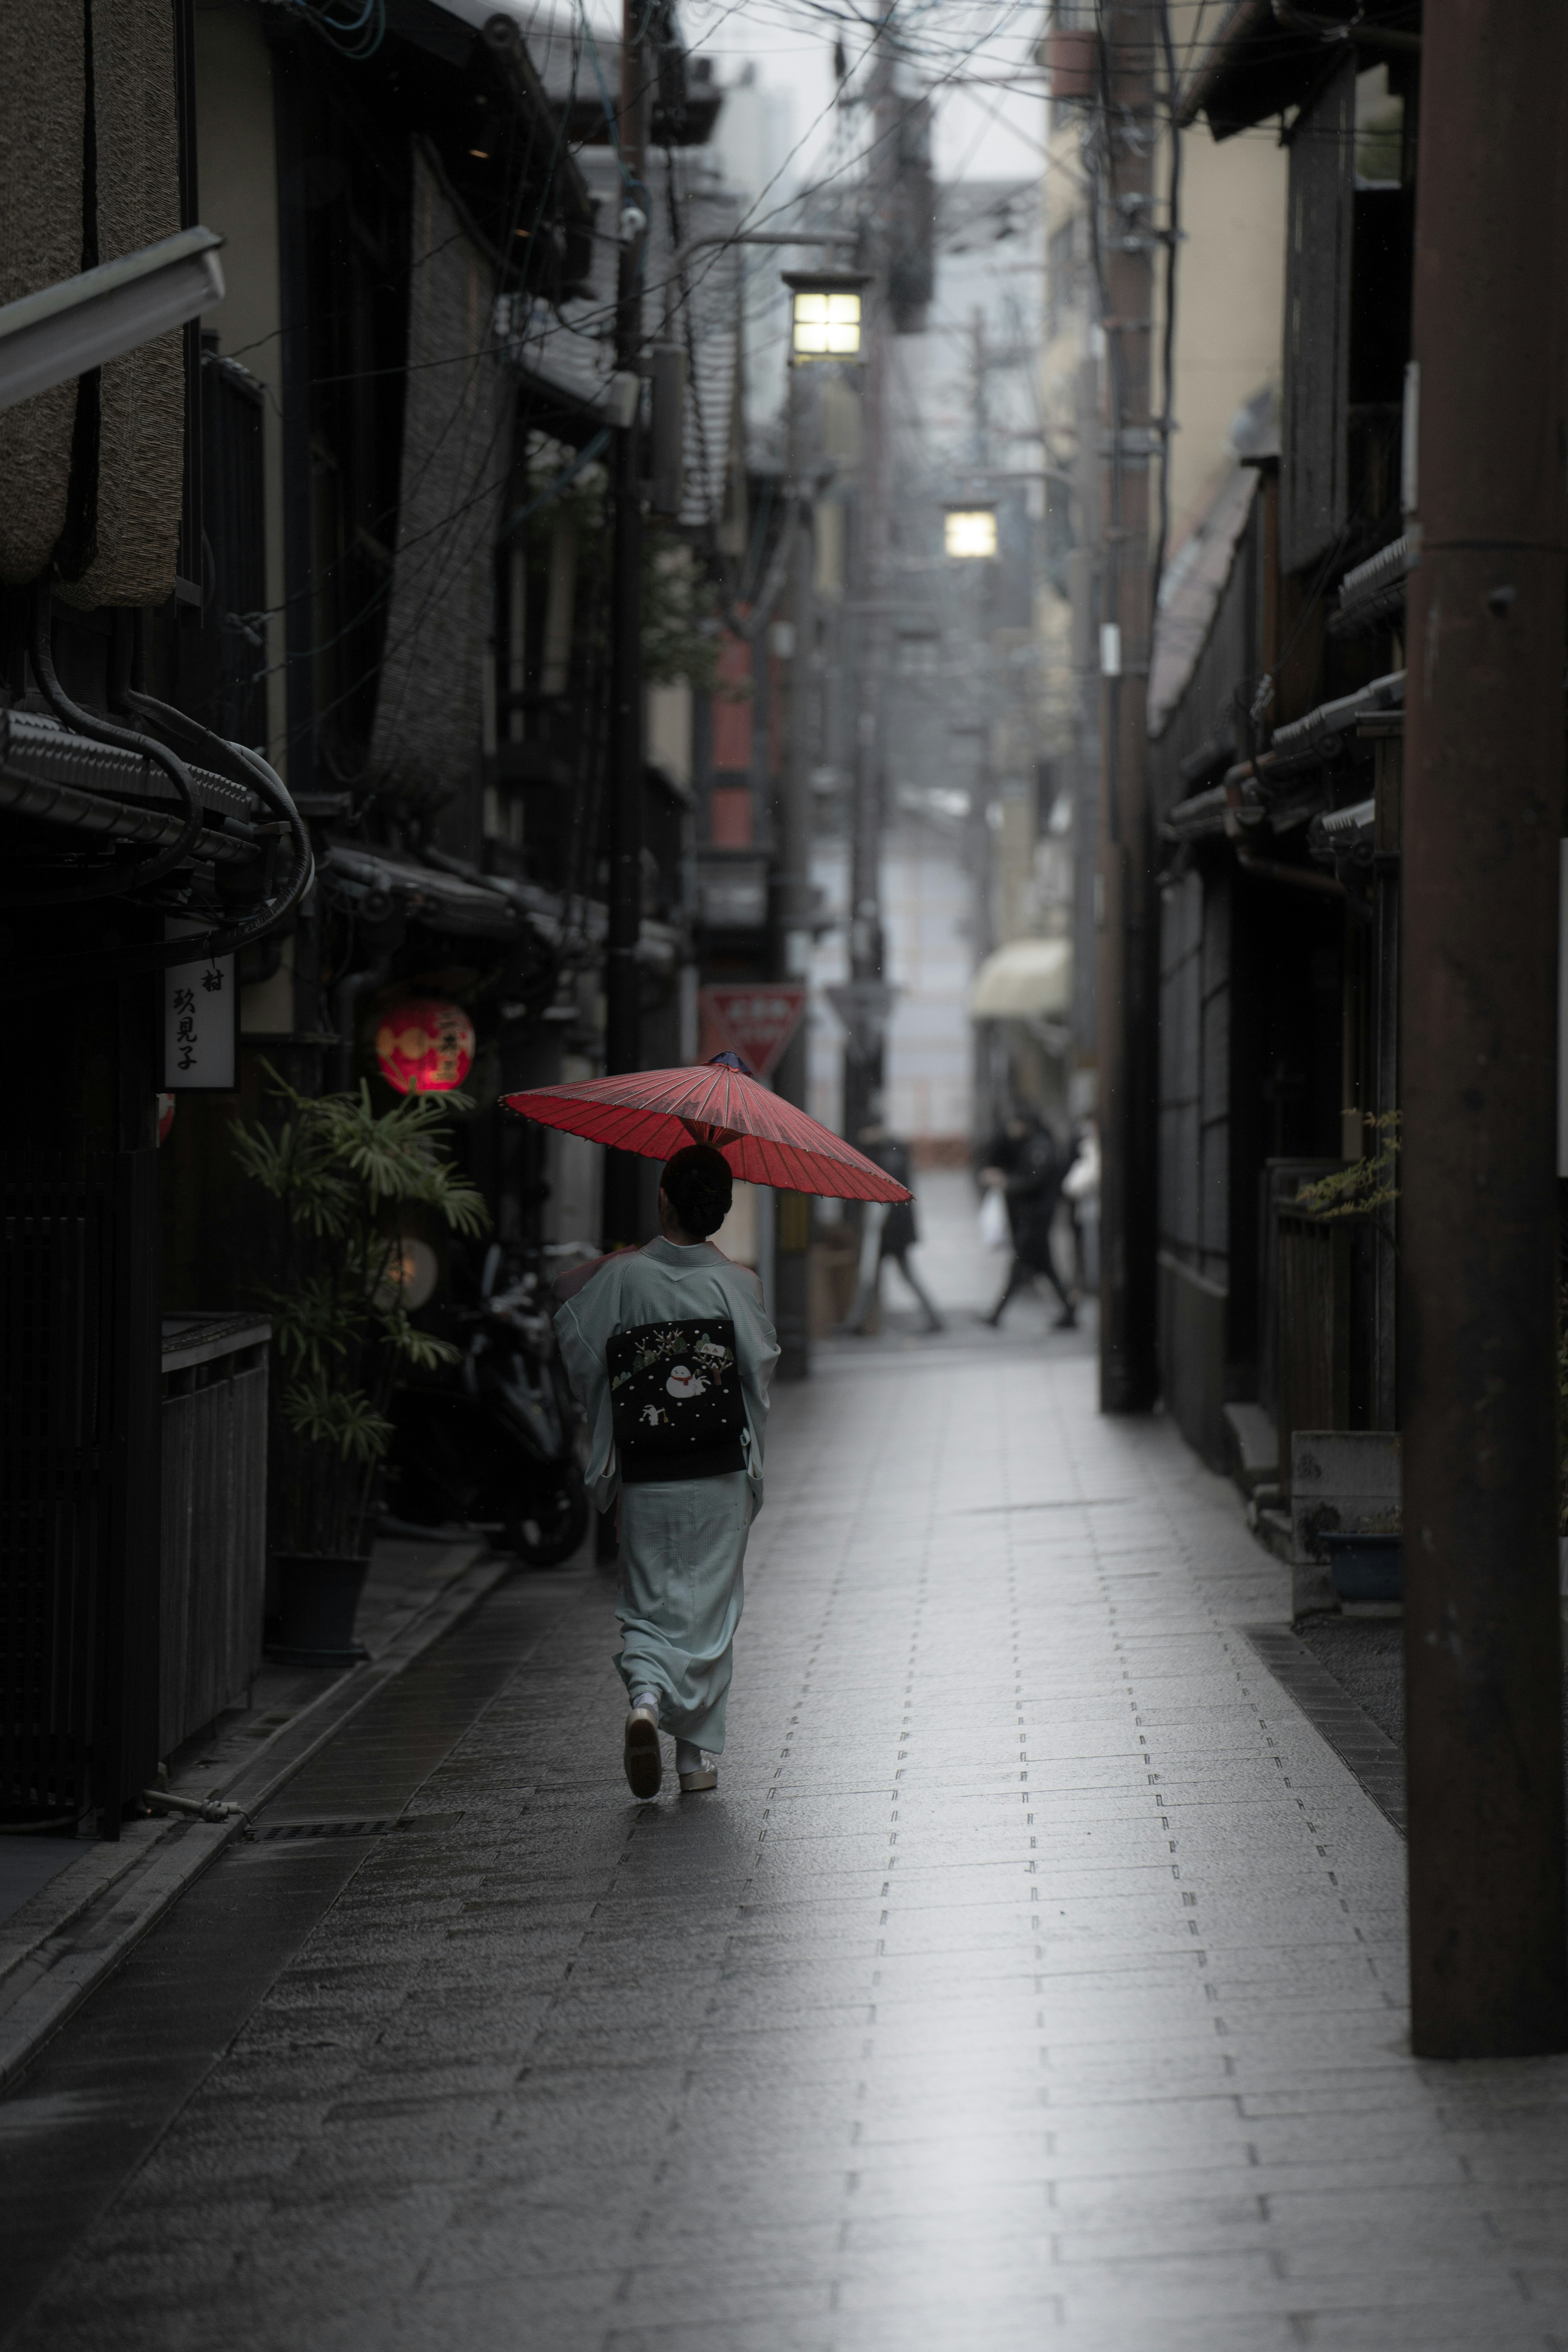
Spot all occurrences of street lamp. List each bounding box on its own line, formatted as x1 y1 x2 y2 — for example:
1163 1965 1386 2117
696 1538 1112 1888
944 506 998 559
783 271 869 363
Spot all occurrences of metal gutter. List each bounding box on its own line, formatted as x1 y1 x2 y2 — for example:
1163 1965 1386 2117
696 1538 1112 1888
2 706 259 820
1310 795 1377 865
0 765 261 865
1257 669 1405 774
325 844 529 942
1330 535 1410 638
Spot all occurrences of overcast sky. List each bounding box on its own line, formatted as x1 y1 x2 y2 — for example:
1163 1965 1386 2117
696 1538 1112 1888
586 0 1049 195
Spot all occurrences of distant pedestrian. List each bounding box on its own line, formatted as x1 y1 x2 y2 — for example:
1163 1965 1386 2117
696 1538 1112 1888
840 1119 944 1336
978 1111 1077 1329
1061 1116 1100 1295
555 1146 779 1801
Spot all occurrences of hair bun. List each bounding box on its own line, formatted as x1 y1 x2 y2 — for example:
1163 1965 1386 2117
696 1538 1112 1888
661 1143 734 1238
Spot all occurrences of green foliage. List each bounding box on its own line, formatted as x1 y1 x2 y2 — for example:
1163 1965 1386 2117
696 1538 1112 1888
641 527 729 694
1295 1112 1401 1221
233 1066 489 1552
526 472 734 696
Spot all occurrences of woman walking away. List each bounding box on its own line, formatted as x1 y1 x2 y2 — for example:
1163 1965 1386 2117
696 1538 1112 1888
978 1112 1076 1330
554 1145 779 1801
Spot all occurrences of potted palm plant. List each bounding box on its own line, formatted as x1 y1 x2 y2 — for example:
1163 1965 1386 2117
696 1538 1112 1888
233 1066 488 1664
1295 1115 1403 1604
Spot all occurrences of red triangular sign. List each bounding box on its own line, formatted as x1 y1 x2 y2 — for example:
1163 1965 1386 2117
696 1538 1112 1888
699 984 808 1082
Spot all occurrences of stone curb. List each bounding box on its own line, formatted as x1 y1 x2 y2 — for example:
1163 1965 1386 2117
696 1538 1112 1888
0 1548 515 2093
1241 1621 1407 1833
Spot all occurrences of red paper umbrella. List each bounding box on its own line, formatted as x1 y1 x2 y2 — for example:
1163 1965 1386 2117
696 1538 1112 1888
502 1054 911 1203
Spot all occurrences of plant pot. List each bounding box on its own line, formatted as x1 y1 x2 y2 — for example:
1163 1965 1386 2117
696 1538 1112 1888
266 1553 372 1667
1322 1530 1402 1606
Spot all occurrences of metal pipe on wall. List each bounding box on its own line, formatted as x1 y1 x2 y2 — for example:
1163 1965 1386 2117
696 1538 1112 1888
1400 0 1568 2058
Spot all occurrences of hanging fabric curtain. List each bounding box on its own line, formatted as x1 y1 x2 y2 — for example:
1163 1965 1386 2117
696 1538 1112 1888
367 144 508 855
58 0 185 610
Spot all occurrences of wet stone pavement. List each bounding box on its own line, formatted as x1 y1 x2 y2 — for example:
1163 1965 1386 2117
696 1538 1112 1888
4 1192 1568 2350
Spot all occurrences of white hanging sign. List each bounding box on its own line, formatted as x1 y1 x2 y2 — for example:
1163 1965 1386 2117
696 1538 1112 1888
164 920 238 1091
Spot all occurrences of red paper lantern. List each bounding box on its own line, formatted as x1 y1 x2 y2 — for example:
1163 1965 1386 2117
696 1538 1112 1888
375 998 476 1095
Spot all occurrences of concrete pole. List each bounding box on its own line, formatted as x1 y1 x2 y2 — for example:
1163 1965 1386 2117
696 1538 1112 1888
1069 353 1101 1094
1095 0 1159 1413
1401 0 1568 2058
773 360 816 1381
602 3 649 1247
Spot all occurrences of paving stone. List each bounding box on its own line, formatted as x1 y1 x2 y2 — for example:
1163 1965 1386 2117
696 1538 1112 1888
4 1239 1568 2350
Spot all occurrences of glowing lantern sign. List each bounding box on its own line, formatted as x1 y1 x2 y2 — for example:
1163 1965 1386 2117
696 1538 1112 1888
944 507 998 559
375 998 475 1095
783 270 869 363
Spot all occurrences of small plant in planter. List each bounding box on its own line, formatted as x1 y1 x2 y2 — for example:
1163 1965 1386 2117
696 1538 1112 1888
233 1066 488 1662
1295 1110 1401 1221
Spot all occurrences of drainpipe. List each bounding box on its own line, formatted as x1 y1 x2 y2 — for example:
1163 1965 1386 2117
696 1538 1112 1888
328 951 394 1094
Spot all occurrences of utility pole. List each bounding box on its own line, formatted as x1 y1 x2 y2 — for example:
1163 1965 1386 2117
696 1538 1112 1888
1069 350 1101 1100
602 3 650 1247
962 309 996 1136
773 360 817 1382
843 26 897 1152
1094 0 1159 1413
970 307 988 472
1400 0 1568 2059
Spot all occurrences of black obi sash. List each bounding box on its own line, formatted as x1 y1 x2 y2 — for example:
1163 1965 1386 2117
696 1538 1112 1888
607 1317 746 1483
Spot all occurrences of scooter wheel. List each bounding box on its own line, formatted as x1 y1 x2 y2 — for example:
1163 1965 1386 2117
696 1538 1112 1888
504 1478 590 1569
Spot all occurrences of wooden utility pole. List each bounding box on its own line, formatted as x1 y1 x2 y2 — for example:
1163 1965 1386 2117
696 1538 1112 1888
842 26 896 1153
1069 352 1101 1089
602 5 650 1247
773 360 816 1382
1095 0 1160 1414
1400 0 1568 2058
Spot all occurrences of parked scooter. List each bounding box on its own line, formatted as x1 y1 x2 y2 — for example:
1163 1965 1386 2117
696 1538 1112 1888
388 1243 590 1568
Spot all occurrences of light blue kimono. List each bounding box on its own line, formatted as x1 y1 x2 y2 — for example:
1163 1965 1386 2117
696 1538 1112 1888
554 1238 780 1751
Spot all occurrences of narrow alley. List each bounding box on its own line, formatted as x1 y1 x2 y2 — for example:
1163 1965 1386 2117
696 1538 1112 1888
4 1187 1566 2352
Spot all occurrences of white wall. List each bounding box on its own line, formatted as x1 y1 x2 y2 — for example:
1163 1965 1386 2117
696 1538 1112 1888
807 836 974 1148
1161 122 1288 547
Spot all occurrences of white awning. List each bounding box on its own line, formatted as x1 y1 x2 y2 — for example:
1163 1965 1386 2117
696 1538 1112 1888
969 936 1072 1020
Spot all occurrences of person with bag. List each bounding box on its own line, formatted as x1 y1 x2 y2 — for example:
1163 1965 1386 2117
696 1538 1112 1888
978 1111 1077 1330
1060 1116 1100 1295
839 1117 944 1335
554 1144 779 1800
